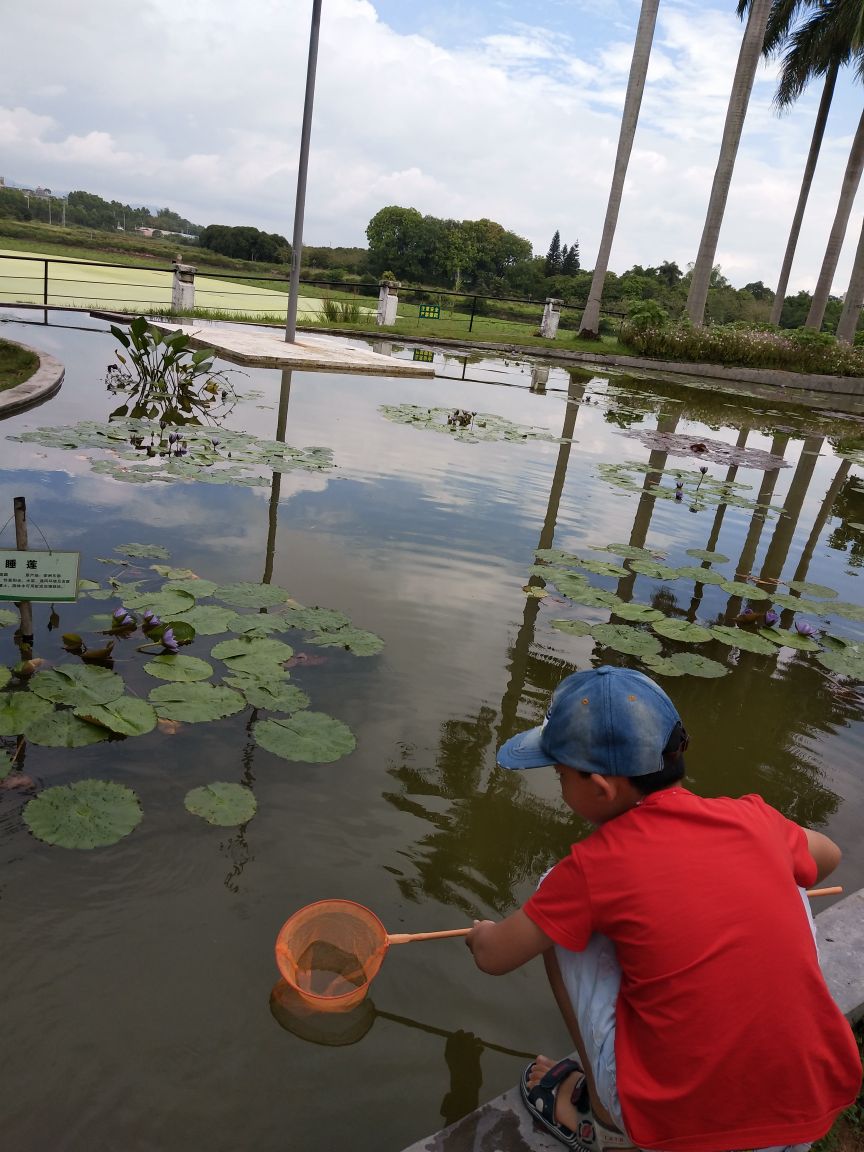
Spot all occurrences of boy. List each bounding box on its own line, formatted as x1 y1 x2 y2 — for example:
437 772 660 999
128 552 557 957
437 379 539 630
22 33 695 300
466 666 860 1152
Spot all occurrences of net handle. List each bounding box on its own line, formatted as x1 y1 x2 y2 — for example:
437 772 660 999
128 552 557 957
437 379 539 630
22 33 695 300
386 928 471 945
807 886 842 898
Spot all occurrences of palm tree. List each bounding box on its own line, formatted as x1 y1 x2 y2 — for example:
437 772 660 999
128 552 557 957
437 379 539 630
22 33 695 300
835 214 864 340
578 0 660 339
686 0 775 326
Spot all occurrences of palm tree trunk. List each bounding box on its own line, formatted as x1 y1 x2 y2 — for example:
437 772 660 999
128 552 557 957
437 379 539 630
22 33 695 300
578 0 660 339
835 214 864 343
805 107 864 330
686 0 773 327
770 63 838 326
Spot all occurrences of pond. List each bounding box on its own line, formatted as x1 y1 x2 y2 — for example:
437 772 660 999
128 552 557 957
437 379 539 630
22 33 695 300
1 313 863 1151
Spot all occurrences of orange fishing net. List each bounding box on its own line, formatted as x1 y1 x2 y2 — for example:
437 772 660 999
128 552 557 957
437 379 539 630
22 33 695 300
275 899 390 1012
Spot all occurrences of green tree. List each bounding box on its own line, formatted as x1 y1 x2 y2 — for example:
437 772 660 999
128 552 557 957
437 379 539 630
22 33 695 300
562 241 581 275
365 205 428 280
544 230 562 276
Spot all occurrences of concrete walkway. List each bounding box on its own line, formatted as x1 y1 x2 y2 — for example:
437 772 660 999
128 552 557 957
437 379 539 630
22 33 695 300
150 321 435 378
402 888 864 1152
0 340 64 417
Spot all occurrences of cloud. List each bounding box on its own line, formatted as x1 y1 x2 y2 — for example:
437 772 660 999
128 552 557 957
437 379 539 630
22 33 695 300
1 0 863 294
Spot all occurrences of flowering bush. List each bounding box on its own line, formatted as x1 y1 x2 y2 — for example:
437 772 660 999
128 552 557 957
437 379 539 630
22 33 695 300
620 321 864 377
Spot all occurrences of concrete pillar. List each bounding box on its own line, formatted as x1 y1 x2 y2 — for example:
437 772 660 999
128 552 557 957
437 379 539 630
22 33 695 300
540 297 562 339
172 263 196 313
377 280 400 327
530 365 549 393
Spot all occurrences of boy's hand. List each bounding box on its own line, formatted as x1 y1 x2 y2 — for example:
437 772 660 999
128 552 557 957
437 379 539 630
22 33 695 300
465 919 496 955
465 911 553 974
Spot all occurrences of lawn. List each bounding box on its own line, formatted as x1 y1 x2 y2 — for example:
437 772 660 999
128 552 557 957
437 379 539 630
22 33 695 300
0 337 39 391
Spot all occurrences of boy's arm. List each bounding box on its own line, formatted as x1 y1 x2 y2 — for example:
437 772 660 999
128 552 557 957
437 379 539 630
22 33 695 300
803 826 842 883
465 909 553 975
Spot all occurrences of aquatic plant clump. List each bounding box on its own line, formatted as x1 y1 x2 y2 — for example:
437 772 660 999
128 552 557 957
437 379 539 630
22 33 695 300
379 404 564 444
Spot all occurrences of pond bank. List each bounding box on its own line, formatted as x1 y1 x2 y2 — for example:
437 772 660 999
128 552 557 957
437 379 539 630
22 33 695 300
401 888 864 1152
0 339 64 417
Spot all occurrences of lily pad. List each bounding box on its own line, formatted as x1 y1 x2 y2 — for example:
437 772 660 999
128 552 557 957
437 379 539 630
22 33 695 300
718 580 771 600
685 549 729 564
27 711 111 747
562 586 623 609
550 619 594 636
591 624 663 657
143 654 214 682
123 588 196 617
591 544 666 560
627 560 680 581
0 750 12 780
673 567 727 586
757 628 821 651
710 626 780 655
0 691 54 735
115 543 171 559
786 581 838 600
570 558 629 578
225 678 311 712
148 682 246 723
610 603 666 623
162 578 218 599
213 582 293 609
645 652 729 678
815 647 864 679
548 572 591 598
178 605 237 636
24 780 142 848
210 636 294 673
769 594 830 614
228 614 293 636
75 697 158 737
0 666 10 691
0 609 19 628
31 664 124 708
254 712 356 763
280 606 353 633
184 782 257 827
651 619 714 644
305 628 384 657
830 602 864 622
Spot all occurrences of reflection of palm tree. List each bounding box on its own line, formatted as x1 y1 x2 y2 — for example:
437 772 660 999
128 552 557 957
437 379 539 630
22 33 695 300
579 1 660 338
758 435 824 585
686 428 748 619
263 369 293 584
779 457 851 626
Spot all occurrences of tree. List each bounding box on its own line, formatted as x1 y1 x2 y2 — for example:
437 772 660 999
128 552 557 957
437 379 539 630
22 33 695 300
579 0 660 338
686 0 774 325
562 241 581 275
545 231 562 276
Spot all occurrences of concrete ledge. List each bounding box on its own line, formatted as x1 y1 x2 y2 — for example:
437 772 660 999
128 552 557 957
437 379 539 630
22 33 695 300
402 891 864 1152
0 341 64 417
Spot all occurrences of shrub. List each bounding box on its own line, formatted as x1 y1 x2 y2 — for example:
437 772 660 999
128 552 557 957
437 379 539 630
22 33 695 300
626 301 669 332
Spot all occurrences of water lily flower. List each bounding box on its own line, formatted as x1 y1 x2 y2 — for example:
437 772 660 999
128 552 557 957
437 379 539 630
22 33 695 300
699 466 708 475
795 620 817 637
764 609 779 627
112 607 136 628
161 627 179 653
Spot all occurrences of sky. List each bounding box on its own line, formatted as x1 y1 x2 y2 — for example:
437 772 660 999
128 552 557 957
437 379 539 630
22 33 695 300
3 0 864 293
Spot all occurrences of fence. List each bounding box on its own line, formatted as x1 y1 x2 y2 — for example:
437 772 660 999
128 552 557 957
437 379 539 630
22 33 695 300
0 252 624 339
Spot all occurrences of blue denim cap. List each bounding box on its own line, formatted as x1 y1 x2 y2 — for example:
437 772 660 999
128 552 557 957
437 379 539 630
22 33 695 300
496 666 683 776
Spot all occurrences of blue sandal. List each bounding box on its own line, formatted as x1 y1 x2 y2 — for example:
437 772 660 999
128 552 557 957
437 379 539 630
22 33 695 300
520 1058 634 1152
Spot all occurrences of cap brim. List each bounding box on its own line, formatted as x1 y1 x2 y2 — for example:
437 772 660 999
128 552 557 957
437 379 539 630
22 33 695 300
496 725 555 771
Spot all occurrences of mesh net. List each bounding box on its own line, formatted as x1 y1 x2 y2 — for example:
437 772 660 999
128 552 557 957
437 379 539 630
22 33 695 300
275 899 390 1012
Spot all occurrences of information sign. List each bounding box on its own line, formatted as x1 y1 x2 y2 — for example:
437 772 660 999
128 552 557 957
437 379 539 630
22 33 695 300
0 550 80 602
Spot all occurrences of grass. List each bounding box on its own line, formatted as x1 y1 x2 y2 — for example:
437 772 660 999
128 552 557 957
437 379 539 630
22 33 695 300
0 337 39 391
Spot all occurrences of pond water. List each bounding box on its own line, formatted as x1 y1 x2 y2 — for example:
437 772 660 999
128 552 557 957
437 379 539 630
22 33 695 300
1 314 863 1151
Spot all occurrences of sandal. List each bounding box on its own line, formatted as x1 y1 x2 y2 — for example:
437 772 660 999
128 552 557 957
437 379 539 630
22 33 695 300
519 1058 635 1152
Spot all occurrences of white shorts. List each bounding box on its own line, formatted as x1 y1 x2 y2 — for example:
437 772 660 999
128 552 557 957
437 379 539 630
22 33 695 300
550 885 817 1152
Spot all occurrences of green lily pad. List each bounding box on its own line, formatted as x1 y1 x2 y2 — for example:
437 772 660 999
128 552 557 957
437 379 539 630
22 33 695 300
162 578 218 599
213 582 293 608
0 691 54 735
627 560 680 580
254 712 356 763
0 609 19 627
225 678 311 712
143 654 214 682
281 606 352 633
821 635 849 651
718 580 771 600
609 603 665 623
591 624 663 657
75 697 158 737
549 572 592 598
710 626 780 655
550 619 594 636
562 586 623 609
591 544 666 560
571 558 629 578
673 567 727 585
641 655 687 677
228 614 293 636
651 619 714 644
825 602 864 622
177 605 237 636
115 543 171 559
685 549 729 564
124 588 196 617
24 780 143 848
535 549 579 565
0 666 10 691
210 636 294 673
305 628 384 657
769 594 829 614
151 565 199 579
0 750 13 780
27 711 111 748
31 664 125 708
757 628 821 651
645 652 729 678
184 782 257 826
148 682 246 723
786 581 838 599
815 647 864 679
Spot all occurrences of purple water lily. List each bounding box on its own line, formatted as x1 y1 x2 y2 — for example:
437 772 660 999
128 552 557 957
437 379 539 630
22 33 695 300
795 620 817 638
112 606 136 628
161 627 179 653
764 608 779 627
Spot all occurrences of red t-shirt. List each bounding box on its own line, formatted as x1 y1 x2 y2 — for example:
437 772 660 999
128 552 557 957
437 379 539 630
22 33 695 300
523 788 861 1151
